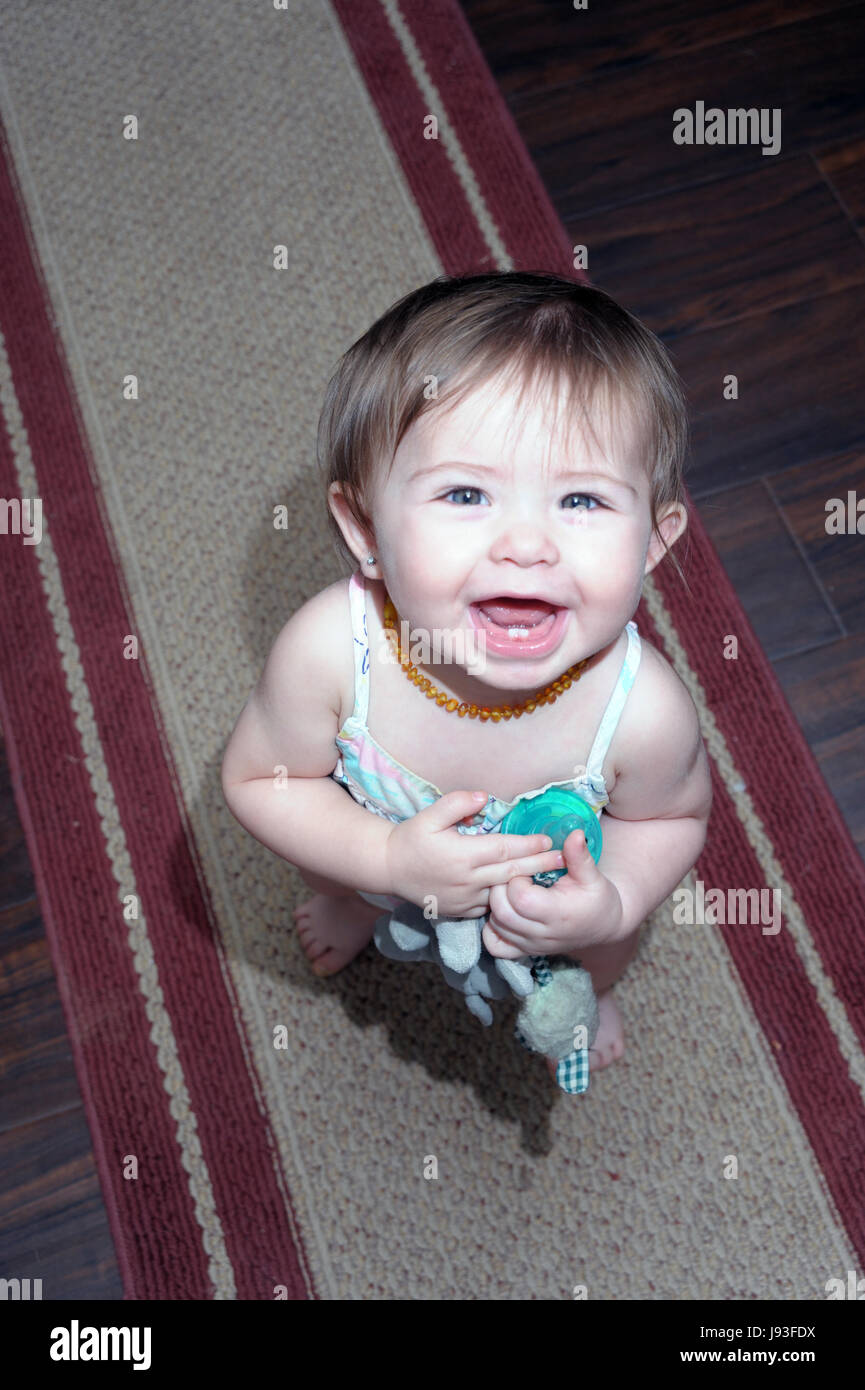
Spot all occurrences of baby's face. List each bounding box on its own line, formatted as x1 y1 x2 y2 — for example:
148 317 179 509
364 370 676 701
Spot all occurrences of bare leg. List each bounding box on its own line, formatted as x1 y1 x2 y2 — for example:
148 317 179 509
546 927 642 1080
292 867 382 976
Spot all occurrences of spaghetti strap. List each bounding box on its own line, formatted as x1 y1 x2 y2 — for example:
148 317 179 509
347 569 371 725
584 622 642 784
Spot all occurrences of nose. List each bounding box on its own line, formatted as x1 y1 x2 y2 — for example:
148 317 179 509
487 501 560 566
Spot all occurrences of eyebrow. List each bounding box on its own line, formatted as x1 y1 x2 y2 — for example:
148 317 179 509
407 460 638 496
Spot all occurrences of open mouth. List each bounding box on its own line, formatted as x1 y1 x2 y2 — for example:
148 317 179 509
467 597 569 656
472 597 559 637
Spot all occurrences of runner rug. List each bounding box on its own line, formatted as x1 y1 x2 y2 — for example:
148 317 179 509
0 0 862 1299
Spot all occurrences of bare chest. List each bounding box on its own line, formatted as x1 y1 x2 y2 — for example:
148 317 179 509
335 579 623 803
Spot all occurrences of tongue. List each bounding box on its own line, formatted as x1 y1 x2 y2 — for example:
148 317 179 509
477 598 556 626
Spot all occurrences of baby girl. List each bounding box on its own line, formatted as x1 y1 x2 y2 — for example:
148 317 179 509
221 271 712 1078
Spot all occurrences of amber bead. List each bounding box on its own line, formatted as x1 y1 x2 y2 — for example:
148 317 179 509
381 594 590 721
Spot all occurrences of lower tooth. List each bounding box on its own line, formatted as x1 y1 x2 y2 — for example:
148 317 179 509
508 627 530 638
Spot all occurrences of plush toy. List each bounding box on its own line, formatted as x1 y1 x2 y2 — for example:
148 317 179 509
373 788 602 1094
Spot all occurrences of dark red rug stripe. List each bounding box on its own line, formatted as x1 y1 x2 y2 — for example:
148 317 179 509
330 0 579 278
0 118 312 1299
398 0 581 275
333 0 865 1258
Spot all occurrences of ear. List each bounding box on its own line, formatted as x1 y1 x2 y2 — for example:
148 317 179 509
328 481 376 570
644 501 688 576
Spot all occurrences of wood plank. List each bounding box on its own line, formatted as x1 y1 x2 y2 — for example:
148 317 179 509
571 155 865 337
817 136 865 233
0 1107 123 1299
766 449 865 634
501 7 865 215
0 726 121 1293
0 900 92 1132
775 629 865 741
693 480 841 660
670 285 865 495
462 0 860 97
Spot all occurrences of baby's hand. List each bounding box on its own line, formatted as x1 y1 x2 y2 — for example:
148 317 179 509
483 828 624 958
385 789 565 920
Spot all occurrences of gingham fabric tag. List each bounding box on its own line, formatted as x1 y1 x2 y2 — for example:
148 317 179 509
555 1048 590 1094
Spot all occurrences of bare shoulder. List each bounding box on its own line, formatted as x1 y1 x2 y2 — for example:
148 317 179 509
606 631 712 821
261 576 351 721
221 577 353 788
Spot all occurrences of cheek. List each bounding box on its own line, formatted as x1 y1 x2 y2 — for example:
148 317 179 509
569 524 633 569
574 532 645 601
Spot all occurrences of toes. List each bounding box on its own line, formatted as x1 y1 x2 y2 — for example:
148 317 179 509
588 1040 625 1071
310 948 346 977
297 933 329 965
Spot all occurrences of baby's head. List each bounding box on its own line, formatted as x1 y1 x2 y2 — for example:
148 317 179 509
318 271 690 694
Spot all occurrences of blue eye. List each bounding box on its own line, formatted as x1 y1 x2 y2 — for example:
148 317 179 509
443 487 486 506
564 494 601 511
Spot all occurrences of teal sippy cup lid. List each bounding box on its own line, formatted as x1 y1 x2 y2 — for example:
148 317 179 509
499 787 602 884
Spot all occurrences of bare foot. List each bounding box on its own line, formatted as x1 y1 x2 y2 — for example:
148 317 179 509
292 892 382 977
545 989 625 1081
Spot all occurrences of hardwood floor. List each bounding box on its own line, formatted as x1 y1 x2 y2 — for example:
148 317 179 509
0 734 124 1298
1 1 863 1298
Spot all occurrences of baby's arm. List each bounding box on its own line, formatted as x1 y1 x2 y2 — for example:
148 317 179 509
589 647 712 941
221 586 397 897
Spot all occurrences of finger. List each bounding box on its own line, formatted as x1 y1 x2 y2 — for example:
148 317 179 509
481 849 564 889
491 865 564 926
484 884 543 946
488 881 511 918
515 849 565 879
560 828 600 883
429 788 491 830
476 832 555 862
482 920 525 959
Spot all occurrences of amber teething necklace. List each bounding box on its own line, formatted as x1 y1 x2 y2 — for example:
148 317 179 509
382 590 590 723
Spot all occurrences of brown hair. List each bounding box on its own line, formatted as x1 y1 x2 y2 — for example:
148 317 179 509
316 271 691 589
